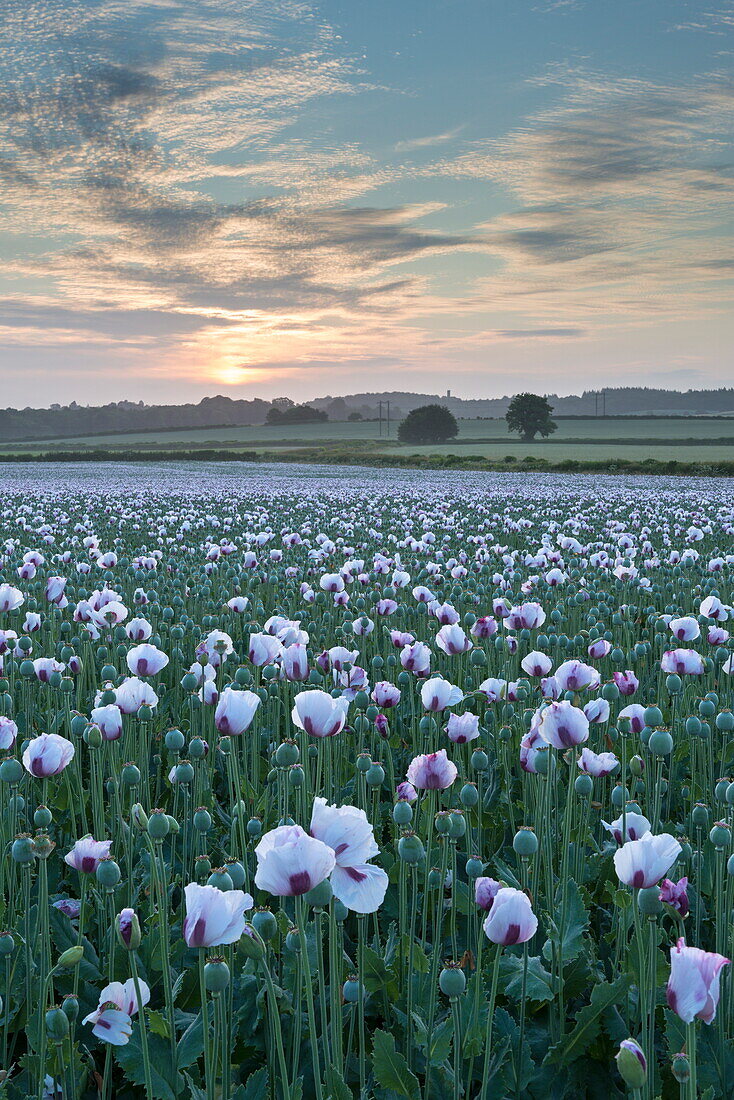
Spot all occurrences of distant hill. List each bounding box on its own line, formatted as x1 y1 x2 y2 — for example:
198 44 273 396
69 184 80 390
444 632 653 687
0 387 732 443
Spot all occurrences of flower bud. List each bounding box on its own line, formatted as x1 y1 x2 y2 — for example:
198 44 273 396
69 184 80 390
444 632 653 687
116 908 141 951
57 945 84 969
615 1038 647 1089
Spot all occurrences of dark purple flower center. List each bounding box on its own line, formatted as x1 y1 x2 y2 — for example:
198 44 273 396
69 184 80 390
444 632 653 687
289 871 311 895
504 923 521 945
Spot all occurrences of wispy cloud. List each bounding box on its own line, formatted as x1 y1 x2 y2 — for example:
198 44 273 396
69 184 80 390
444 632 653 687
394 126 465 152
0 4 732 400
434 69 734 325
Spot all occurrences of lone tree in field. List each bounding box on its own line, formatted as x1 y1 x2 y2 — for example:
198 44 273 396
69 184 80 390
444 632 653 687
505 393 557 441
398 404 459 445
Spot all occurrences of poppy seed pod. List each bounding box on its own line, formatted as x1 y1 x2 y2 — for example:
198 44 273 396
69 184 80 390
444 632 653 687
204 958 230 992
709 822 731 850
46 1007 70 1041
147 810 170 840
398 832 425 865
439 964 466 998
513 827 539 857
251 909 277 941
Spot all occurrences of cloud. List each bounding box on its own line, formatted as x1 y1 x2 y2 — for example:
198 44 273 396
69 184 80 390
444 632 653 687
434 69 734 325
0 0 486 390
670 7 734 34
394 126 465 152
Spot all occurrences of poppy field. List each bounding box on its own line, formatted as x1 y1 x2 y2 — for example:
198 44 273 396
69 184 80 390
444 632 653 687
0 461 733 1099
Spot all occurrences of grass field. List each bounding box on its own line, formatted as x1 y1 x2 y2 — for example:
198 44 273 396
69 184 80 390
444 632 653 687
4 417 733 463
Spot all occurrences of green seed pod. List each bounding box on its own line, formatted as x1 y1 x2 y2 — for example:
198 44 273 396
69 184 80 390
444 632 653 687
147 809 170 839
716 710 734 733
196 855 212 878
671 1053 690 1085
465 857 483 879
275 740 300 767
165 728 185 752
448 811 466 839
398 832 425 865
574 774 593 798
96 858 121 889
189 737 207 759
204 958 231 992
246 817 263 839
11 835 36 864
709 822 731 850
174 761 194 784
439 964 466 998
34 804 53 828
393 800 413 825
366 762 385 787
83 724 103 749
0 758 23 785
304 879 333 909
470 749 489 771
251 908 277 941
193 808 212 832
45 1007 70 1041
513 827 539 857
715 778 730 803
691 803 709 828
648 729 673 757
224 860 246 889
288 764 305 787
342 976 362 1003
611 784 630 808
643 706 663 728
121 763 141 788
637 887 662 916
285 928 301 953
61 994 79 1022
460 782 479 808
207 868 234 891
0 934 15 956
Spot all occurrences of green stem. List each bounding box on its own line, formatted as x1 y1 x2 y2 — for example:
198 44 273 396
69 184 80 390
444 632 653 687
130 952 154 1100
480 945 503 1100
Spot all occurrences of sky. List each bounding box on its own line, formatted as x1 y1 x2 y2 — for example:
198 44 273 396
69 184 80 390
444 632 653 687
1 0 733 407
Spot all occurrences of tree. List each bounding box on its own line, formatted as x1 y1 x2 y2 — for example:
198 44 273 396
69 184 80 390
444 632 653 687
398 404 458 444
505 393 557 441
266 403 328 425
347 411 363 421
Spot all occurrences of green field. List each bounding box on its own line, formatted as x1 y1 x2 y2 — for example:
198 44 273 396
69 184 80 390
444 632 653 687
4 416 734 462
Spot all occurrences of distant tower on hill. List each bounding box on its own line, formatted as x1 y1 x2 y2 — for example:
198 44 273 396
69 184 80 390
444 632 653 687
446 389 451 399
